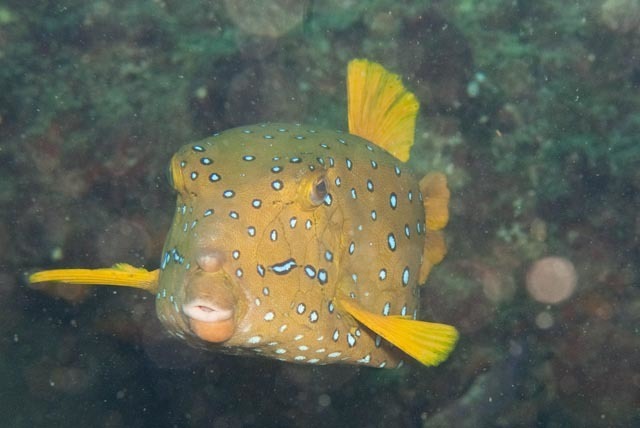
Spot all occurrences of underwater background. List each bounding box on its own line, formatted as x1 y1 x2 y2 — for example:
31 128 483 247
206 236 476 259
1 0 639 427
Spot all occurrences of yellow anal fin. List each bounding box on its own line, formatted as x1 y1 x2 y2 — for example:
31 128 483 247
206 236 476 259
347 59 419 162
338 298 458 367
29 263 159 294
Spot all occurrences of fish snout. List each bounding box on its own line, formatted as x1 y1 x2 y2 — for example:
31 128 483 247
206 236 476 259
182 272 238 343
196 249 226 273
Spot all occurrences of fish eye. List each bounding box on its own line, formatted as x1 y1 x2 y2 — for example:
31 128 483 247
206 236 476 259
297 171 329 210
310 176 328 206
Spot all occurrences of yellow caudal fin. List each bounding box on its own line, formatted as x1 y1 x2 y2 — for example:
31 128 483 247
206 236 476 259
347 59 419 162
338 298 458 367
418 172 450 283
29 263 159 294
419 230 447 284
421 172 450 231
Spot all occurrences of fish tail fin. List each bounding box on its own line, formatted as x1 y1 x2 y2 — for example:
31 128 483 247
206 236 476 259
421 172 450 231
347 59 419 162
418 172 450 283
339 298 458 367
29 263 159 294
419 230 448 283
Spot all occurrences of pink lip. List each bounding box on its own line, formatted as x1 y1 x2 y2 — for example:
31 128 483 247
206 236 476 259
182 298 236 343
183 298 234 322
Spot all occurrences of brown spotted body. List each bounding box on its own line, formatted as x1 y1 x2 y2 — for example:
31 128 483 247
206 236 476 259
159 123 425 367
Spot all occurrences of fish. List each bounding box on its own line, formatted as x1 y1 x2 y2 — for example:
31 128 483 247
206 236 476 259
30 59 458 368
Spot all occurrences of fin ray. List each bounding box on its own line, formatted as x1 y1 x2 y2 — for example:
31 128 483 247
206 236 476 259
419 230 447 284
418 172 450 283
420 172 450 231
29 263 159 294
338 298 458 366
347 59 419 162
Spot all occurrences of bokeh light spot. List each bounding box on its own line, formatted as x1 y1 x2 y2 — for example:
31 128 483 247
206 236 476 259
526 256 577 304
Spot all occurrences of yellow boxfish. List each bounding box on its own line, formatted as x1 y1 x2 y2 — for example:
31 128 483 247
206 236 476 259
30 59 458 368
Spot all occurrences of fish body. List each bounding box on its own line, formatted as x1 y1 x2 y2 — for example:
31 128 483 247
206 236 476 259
30 60 458 368
160 123 426 366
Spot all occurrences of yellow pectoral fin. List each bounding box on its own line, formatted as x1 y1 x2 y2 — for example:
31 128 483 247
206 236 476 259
347 59 419 162
29 263 159 294
338 298 458 366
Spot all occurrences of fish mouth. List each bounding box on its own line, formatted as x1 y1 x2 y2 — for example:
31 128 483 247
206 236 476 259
183 298 235 343
181 271 240 343
183 298 234 323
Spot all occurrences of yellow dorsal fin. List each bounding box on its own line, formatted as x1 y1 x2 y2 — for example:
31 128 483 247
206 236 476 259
347 59 419 162
29 263 159 294
338 297 458 366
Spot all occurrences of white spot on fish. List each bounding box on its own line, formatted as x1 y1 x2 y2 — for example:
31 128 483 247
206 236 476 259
347 333 356 347
357 354 371 364
390 193 397 209
387 233 397 251
402 267 410 286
